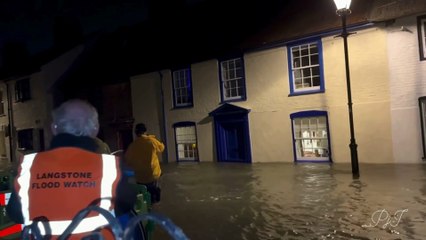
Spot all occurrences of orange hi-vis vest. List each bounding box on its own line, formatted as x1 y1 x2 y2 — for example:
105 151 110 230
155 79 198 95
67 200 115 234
14 147 121 239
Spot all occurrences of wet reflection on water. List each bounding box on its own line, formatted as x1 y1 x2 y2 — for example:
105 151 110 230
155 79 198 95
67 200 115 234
153 162 426 240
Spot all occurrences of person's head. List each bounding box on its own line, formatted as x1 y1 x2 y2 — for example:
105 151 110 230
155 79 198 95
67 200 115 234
135 123 147 136
51 99 99 137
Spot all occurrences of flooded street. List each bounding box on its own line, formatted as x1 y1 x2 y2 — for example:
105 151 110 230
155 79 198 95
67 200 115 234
1 161 425 239
153 162 426 240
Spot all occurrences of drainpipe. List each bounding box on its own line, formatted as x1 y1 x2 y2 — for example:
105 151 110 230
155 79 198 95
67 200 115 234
6 82 15 163
159 71 168 163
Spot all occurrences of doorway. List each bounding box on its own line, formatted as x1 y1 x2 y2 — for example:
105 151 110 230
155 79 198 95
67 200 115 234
209 104 251 163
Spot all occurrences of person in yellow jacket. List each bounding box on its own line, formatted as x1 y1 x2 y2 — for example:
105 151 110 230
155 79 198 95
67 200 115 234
125 123 165 203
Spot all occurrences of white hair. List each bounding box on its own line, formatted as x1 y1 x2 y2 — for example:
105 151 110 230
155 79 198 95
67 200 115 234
51 99 99 137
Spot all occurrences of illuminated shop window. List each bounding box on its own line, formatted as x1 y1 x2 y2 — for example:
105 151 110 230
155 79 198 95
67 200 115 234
291 111 331 162
173 122 198 161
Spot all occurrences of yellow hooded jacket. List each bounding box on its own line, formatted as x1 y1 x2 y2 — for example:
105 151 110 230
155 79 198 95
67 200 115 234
125 134 165 183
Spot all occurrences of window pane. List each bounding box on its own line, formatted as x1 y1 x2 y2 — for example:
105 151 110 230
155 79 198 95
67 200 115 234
292 47 300 58
236 67 244 78
303 68 311 78
310 54 319 65
301 45 309 56
312 76 320 87
226 88 231 98
231 88 237 97
302 56 310 66
311 45 318 54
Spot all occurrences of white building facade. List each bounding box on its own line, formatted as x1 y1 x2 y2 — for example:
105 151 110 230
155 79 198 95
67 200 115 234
130 9 426 164
388 13 426 163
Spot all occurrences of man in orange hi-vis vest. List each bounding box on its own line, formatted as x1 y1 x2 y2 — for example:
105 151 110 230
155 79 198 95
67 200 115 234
6 99 137 239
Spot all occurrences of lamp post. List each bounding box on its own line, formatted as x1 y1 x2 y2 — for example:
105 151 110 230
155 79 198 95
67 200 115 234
333 0 359 177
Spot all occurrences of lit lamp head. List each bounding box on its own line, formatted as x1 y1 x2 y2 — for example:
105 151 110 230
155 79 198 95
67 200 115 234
334 0 351 16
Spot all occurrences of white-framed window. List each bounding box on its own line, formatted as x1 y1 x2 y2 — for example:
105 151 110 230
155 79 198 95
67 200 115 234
173 122 198 161
220 57 246 102
290 111 331 162
288 39 324 95
172 68 193 108
417 15 426 61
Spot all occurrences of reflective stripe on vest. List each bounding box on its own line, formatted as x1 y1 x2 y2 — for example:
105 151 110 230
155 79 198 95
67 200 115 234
17 153 118 235
0 223 23 237
35 214 113 235
0 192 11 206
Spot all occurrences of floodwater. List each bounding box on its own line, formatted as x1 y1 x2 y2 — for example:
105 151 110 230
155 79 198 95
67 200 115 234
152 162 426 240
1 161 425 240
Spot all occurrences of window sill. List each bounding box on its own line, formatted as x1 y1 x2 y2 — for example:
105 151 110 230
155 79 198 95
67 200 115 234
172 105 194 110
295 159 331 163
288 89 325 97
177 159 199 162
221 97 247 104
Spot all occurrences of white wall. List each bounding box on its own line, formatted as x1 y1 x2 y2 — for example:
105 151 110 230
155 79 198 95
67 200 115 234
387 14 426 163
242 27 392 163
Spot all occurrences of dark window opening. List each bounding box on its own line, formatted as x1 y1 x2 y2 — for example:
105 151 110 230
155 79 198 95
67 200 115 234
15 78 31 102
17 129 33 151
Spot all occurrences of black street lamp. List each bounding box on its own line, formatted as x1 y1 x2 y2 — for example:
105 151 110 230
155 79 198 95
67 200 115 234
333 0 360 177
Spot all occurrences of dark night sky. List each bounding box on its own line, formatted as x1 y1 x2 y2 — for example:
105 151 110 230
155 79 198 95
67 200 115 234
0 0 152 56
0 0 292 75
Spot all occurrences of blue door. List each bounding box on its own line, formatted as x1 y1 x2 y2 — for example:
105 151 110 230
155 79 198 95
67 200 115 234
221 121 246 162
209 104 252 163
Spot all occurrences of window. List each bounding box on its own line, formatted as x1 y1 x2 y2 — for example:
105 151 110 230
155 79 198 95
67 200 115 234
15 78 31 102
17 128 34 151
0 91 4 115
417 15 426 61
173 122 198 161
288 40 325 95
172 68 193 108
290 111 331 162
220 57 246 102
